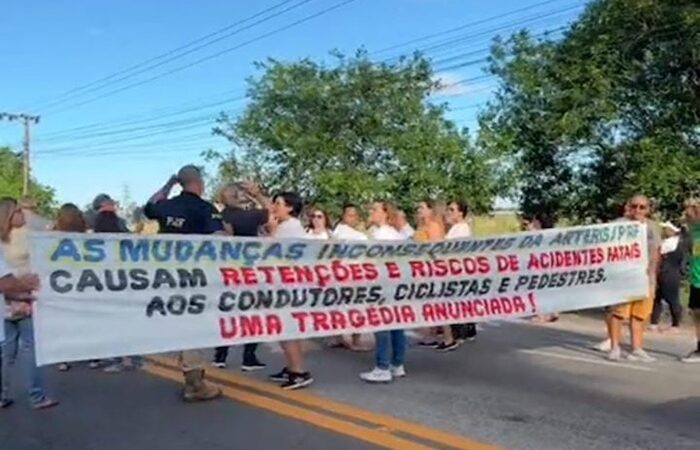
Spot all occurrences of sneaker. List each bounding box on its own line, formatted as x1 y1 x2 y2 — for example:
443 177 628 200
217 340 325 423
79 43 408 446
360 367 393 383
648 324 660 333
626 349 656 363
281 372 314 390
680 350 700 363
436 341 460 353
32 398 59 410
592 338 612 352
88 360 101 369
58 363 70 372
390 365 406 378
0 399 13 409
268 367 290 383
241 360 267 372
418 341 439 349
211 362 227 369
607 346 622 361
103 363 126 373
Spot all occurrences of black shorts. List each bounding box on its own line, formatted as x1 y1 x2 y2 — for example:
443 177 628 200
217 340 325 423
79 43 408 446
690 286 700 310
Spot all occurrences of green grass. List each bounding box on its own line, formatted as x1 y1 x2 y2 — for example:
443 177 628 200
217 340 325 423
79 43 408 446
472 213 521 237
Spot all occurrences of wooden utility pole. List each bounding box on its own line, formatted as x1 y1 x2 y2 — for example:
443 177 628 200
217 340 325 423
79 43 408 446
0 112 40 195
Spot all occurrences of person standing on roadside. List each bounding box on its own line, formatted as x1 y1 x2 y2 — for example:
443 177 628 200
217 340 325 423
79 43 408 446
0 197 58 410
212 182 271 372
266 192 314 390
607 195 661 363
681 198 700 363
649 222 686 334
331 204 371 351
445 200 478 343
144 165 224 402
360 201 407 383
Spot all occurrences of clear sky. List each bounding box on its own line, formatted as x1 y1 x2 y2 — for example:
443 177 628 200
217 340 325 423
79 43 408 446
0 0 585 207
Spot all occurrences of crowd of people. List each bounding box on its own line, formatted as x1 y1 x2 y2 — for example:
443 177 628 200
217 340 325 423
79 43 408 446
0 164 698 408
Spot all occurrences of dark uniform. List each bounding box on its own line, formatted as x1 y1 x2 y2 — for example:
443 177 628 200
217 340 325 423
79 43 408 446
143 190 223 391
144 191 223 235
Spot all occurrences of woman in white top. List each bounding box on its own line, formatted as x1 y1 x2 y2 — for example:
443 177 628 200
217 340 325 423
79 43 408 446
360 201 408 383
445 200 478 344
305 207 333 240
267 192 314 391
0 197 58 409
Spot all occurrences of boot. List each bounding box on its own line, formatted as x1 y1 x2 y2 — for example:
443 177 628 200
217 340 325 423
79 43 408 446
182 368 222 402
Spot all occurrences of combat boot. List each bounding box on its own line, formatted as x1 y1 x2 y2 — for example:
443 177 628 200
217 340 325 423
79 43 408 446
182 368 222 402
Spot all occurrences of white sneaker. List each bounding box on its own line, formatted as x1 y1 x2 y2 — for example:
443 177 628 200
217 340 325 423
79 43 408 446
390 365 406 378
607 346 622 361
592 338 612 352
360 367 392 383
680 350 700 363
626 349 656 363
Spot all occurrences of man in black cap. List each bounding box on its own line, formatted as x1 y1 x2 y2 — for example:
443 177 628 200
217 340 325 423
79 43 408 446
144 165 224 402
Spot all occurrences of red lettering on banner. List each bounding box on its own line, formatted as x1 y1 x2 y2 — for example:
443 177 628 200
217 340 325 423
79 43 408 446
258 266 275 284
219 314 283 339
311 312 331 332
241 268 258 285
513 296 527 313
291 312 309 333
350 264 364 281
330 311 348 330
501 298 514 314
363 263 379 281
379 306 395 324
293 265 315 284
460 301 474 318
409 261 427 277
496 255 520 273
220 268 240 286
422 304 436 322
348 309 366 328
385 262 401 279
279 266 295 284
401 305 416 323
489 298 503 315
367 308 381 327
434 303 448 321
473 300 485 317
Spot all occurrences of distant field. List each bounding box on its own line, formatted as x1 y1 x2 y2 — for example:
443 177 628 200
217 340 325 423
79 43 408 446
472 213 520 236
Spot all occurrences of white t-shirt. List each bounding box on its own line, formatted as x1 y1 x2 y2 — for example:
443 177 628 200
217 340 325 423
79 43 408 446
333 223 368 241
0 251 11 341
306 230 331 240
446 222 472 239
274 217 306 239
399 224 415 239
371 225 404 241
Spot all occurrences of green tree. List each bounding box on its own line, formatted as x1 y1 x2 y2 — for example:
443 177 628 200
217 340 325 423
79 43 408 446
0 147 56 215
479 0 700 222
214 51 504 215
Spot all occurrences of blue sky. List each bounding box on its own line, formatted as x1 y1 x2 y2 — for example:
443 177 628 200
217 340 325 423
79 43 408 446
0 0 585 207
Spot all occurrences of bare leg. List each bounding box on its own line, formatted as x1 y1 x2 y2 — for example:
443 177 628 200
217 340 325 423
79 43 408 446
609 314 622 349
281 340 304 373
442 325 455 344
631 318 646 351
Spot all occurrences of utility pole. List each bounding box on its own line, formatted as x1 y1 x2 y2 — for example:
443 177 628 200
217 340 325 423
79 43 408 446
0 112 40 195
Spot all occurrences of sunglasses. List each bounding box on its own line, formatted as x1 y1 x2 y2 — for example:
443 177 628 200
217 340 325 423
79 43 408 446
629 203 649 210
311 214 324 219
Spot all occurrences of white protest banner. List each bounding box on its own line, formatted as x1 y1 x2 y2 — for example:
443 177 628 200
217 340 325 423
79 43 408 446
30 222 649 365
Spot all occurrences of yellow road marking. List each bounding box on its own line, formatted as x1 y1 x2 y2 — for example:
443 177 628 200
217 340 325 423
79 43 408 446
145 363 433 450
149 355 504 450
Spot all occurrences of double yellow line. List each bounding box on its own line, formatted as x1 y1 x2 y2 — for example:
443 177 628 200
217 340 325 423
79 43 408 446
146 356 503 450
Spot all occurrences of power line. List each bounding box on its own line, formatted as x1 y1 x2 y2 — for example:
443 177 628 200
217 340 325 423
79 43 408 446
41 0 356 116
22 0 305 113
372 0 569 56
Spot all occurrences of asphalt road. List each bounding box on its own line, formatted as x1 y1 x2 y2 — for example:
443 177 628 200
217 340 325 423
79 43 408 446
2 314 698 450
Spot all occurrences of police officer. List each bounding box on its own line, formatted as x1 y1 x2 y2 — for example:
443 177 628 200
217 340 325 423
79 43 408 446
144 165 223 402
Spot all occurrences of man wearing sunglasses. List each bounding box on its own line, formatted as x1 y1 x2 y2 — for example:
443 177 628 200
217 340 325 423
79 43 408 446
607 195 661 363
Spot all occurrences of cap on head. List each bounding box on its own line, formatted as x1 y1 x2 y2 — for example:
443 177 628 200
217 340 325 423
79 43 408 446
177 165 202 186
92 193 114 211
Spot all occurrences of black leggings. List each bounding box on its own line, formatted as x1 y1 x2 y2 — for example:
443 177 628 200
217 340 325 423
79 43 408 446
214 343 258 365
651 280 682 327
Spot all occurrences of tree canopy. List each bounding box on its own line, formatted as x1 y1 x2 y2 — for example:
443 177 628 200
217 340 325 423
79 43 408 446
213 51 504 215
479 0 700 221
0 147 56 215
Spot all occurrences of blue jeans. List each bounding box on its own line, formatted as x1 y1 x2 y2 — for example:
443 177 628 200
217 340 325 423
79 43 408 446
1 318 47 405
374 330 406 370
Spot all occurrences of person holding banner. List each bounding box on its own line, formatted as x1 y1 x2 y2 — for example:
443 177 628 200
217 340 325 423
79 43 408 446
213 182 270 372
681 198 700 363
360 201 408 383
144 165 224 402
267 192 315 390
607 195 661 363
0 197 58 410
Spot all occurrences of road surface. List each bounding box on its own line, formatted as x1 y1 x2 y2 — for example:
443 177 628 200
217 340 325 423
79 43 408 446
2 314 698 450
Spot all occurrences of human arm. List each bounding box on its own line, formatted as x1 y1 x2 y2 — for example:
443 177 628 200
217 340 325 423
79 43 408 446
146 175 179 207
0 273 39 297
